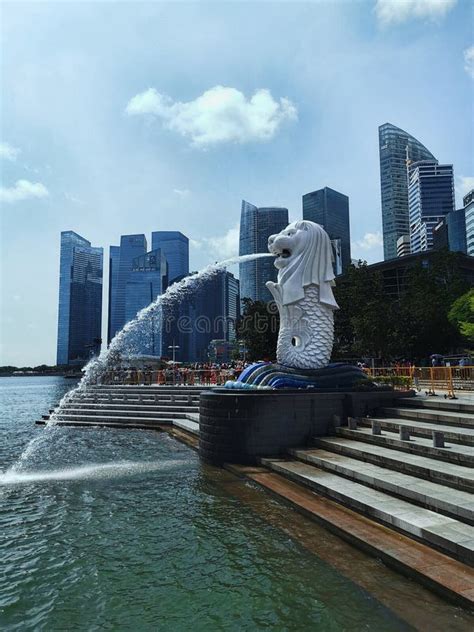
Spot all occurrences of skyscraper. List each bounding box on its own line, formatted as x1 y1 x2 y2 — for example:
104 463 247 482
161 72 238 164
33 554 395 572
408 161 455 253
56 231 103 365
447 208 467 254
162 270 239 362
464 190 474 257
239 200 288 304
190 271 240 361
302 187 351 273
379 123 436 260
151 231 189 283
124 249 168 356
108 234 147 341
107 245 120 344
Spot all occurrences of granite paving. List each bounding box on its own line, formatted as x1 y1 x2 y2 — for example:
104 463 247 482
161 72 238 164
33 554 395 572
290 448 474 522
261 458 474 564
317 436 474 492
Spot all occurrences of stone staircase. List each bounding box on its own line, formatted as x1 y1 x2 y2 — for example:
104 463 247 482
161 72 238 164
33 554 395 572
261 397 474 567
37 385 205 430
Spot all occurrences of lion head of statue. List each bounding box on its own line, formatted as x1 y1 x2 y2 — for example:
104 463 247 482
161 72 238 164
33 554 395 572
267 220 338 308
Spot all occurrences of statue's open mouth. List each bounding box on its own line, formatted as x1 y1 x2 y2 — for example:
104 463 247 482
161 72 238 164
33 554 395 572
276 249 291 259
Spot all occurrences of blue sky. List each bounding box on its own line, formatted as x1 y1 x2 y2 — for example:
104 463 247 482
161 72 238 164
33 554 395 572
1 0 473 366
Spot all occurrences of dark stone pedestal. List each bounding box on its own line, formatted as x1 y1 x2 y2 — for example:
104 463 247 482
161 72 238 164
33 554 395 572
199 388 414 466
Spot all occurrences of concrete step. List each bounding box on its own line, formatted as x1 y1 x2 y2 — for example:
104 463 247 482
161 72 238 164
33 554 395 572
36 418 173 429
71 396 200 404
60 404 198 414
262 458 474 565
63 401 199 410
185 412 199 423
87 389 202 398
316 437 474 493
402 398 474 415
360 417 474 446
45 412 187 423
50 407 195 418
337 427 474 467
382 407 474 428
290 448 474 523
173 419 200 436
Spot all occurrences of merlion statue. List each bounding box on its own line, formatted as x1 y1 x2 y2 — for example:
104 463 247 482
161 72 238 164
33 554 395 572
266 220 338 369
226 220 371 389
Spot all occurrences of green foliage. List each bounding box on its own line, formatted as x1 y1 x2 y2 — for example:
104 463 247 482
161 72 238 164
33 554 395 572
372 375 412 390
333 251 470 362
236 299 279 362
448 289 474 343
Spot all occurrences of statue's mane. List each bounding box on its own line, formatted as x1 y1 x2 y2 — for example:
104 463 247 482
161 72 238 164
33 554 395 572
277 220 338 308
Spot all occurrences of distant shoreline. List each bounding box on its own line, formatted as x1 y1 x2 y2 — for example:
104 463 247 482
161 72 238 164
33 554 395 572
0 373 82 378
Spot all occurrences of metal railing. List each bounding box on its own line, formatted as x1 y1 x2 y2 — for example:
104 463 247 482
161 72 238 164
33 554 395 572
98 365 474 396
364 366 474 398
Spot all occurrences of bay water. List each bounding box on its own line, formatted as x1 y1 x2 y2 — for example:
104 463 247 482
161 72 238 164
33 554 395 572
1 377 472 631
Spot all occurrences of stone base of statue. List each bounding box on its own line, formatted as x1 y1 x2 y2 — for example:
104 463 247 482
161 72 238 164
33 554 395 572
225 362 373 390
199 386 413 466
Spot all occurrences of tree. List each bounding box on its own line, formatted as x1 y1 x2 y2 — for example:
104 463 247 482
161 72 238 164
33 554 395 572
236 299 279 362
333 263 395 359
448 289 474 344
333 251 470 362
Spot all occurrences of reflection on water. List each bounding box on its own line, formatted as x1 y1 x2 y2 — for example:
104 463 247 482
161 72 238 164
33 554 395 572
0 377 472 632
0 460 184 485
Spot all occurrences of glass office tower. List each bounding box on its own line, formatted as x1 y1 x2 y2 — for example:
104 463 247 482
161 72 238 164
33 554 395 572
108 234 147 341
302 187 351 274
151 231 189 283
379 123 436 260
447 208 467 254
190 271 240 361
408 161 455 253
124 249 168 356
162 270 239 362
239 200 288 304
464 190 474 257
56 231 103 365
107 246 121 344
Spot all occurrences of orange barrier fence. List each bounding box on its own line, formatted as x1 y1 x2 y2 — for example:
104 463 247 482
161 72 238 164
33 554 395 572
364 366 474 397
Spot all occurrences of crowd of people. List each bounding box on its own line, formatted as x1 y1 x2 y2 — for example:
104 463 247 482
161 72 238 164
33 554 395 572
100 356 473 387
101 360 250 386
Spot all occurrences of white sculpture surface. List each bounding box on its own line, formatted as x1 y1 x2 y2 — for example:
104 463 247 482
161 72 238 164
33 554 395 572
266 220 339 370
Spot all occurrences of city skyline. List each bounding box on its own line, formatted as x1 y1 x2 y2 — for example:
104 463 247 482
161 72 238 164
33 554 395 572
1 1 473 365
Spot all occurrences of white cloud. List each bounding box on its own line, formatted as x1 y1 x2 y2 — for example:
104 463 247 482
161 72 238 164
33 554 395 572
456 175 474 204
192 224 240 260
0 179 49 203
464 45 474 78
352 232 384 250
173 188 190 197
125 85 297 147
375 0 457 26
0 142 20 161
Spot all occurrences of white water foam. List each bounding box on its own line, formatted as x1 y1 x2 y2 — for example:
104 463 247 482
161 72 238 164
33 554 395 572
0 460 184 486
9 253 272 473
